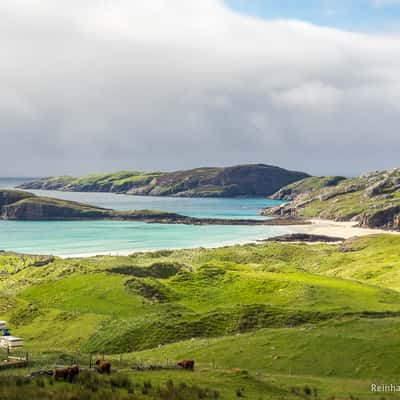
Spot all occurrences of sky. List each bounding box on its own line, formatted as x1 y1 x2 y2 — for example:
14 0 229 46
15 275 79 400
1 0 400 177
226 0 400 32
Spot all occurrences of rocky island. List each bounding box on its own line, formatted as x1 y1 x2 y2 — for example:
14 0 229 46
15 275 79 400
0 189 305 226
264 168 400 230
18 164 309 198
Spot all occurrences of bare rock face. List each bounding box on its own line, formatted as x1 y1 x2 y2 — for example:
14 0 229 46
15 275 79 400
269 188 296 201
0 190 34 208
358 206 400 230
364 179 390 198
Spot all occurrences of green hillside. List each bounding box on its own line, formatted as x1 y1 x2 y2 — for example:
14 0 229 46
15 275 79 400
18 164 309 198
2 235 400 398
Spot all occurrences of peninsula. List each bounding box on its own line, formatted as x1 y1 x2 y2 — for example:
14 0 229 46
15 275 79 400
0 189 304 226
18 164 309 198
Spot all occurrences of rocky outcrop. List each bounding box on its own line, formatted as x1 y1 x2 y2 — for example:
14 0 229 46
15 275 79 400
2 197 108 220
358 206 400 230
0 190 34 207
263 233 345 243
270 176 346 201
18 164 310 198
263 168 400 231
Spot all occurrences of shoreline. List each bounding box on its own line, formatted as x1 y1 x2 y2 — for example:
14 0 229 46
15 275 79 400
57 235 280 259
58 218 400 259
289 219 400 239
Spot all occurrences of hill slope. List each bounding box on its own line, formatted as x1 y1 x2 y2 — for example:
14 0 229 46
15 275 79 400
18 164 310 198
264 168 400 230
2 236 400 398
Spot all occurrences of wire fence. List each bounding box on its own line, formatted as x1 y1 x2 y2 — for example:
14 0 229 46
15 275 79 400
0 348 238 375
0 350 189 373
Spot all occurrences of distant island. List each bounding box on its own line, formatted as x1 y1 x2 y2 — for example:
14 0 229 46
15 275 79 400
18 164 309 198
264 168 400 230
0 189 305 226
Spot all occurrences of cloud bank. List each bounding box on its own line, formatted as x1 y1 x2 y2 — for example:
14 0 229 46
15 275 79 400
1 0 400 176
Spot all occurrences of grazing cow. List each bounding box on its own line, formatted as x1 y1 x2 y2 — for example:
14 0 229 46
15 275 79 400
53 365 80 382
67 365 80 382
177 360 195 371
54 368 70 381
95 359 111 374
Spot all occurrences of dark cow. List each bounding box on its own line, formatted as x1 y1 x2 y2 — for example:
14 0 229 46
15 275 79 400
54 368 69 381
95 360 111 374
177 360 195 371
67 365 80 382
54 365 80 382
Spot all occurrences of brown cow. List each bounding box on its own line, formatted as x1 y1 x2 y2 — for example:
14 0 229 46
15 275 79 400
177 360 195 371
54 368 70 381
54 365 80 382
67 365 80 382
95 359 111 374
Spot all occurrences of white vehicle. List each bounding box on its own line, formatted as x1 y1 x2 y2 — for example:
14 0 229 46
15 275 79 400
0 336 24 350
0 321 6 330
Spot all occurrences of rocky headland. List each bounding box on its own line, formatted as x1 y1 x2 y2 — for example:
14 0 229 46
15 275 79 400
263 168 400 230
18 164 309 198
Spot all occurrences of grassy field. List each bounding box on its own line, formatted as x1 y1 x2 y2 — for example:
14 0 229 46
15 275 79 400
1 235 400 398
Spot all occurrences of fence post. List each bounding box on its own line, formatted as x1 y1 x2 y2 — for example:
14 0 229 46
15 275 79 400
89 353 92 369
26 352 30 373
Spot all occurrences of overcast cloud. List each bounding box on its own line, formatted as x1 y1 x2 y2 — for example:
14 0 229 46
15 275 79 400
0 0 399 177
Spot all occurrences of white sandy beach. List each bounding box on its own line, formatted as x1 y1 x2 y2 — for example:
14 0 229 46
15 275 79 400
289 219 400 239
58 219 399 259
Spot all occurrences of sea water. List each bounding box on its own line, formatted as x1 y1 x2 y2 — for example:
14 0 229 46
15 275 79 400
0 178 288 256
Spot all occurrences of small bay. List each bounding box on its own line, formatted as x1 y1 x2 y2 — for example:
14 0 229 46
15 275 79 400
0 178 289 256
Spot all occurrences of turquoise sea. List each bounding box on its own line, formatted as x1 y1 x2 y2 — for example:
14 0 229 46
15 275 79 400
0 178 289 256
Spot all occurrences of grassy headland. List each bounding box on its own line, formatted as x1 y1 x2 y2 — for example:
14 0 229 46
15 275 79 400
1 235 400 398
265 168 400 230
18 164 309 198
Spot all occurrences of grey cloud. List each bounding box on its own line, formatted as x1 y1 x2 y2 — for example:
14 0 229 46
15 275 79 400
0 0 400 177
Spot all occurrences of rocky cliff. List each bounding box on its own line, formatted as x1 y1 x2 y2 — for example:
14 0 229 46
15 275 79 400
18 164 309 198
263 169 400 230
0 190 33 207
